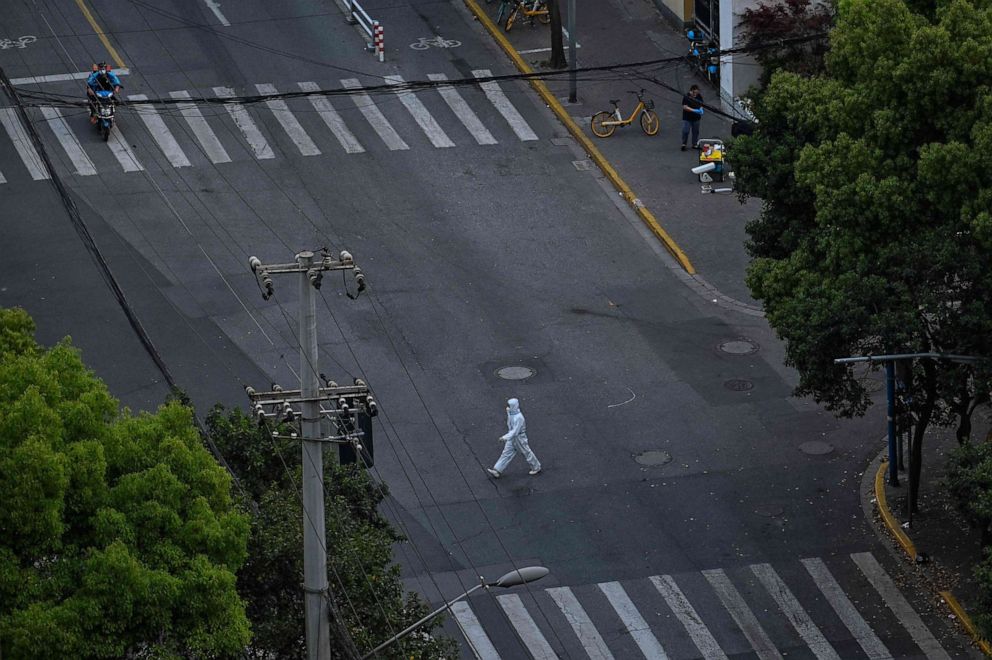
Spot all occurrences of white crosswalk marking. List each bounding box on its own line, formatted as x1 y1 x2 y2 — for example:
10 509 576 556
651 574 728 659
0 108 49 180
340 78 409 151
752 563 841 660
852 553 951 660
497 594 558 659
427 74 498 146
471 69 538 141
106 129 144 172
702 569 782 660
128 95 192 168
297 82 364 154
599 581 669 659
169 90 232 164
40 107 96 176
213 87 274 160
802 558 892 659
547 587 614 660
255 83 320 156
0 168 6 184
450 601 501 660
385 75 455 148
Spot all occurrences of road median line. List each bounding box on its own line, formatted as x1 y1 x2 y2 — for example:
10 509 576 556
461 0 695 274
74 0 126 69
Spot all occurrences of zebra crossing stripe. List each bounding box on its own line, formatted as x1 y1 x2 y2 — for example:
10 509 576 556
547 587 614 660
651 575 727 660
450 601 501 660
106 129 144 172
0 167 5 184
0 108 49 180
751 563 841 660
128 95 192 168
471 70 538 141
802 558 893 660
40 107 96 176
851 553 950 660
255 84 321 156
427 74 497 146
385 75 455 148
213 87 274 160
702 569 782 660
340 79 409 151
497 594 558 659
169 91 232 164
297 82 364 154
599 581 669 659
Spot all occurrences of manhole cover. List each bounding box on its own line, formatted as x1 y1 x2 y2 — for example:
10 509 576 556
718 338 759 355
799 440 834 456
634 450 672 466
495 366 536 380
723 379 754 391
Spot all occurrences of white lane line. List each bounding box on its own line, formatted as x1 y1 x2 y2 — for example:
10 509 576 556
385 75 455 148
702 569 782 660
651 575 727 660
39 107 96 176
10 68 130 85
255 83 320 156
106 128 144 172
298 81 364 154
497 594 558 659
169 90 231 164
0 107 50 180
426 73 497 146
204 0 231 26
471 69 538 141
599 581 669 659
213 86 274 159
851 553 950 660
128 94 192 168
450 601 501 660
546 587 614 660
802 558 892 660
751 563 841 660
340 78 409 151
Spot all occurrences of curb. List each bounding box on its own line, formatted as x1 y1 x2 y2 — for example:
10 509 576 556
873 460 992 656
460 0 696 275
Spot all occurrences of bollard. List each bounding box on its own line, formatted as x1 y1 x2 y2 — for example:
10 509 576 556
373 21 384 62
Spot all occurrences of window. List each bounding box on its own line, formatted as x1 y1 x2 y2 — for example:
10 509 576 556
694 0 720 40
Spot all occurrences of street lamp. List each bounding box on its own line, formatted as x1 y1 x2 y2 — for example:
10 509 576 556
362 566 550 659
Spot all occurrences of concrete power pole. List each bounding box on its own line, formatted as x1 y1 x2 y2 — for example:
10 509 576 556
246 249 372 660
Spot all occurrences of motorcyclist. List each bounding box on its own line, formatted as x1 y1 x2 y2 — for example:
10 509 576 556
86 63 122 124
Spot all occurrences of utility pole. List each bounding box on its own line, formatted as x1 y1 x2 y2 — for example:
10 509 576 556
246 249 372 660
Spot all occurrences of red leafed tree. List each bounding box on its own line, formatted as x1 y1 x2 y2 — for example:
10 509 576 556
738 0 835 86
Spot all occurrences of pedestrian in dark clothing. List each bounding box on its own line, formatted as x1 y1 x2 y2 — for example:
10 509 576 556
681 85 704 151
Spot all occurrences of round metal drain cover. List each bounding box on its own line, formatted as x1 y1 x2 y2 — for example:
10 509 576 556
718 338 759 355
634 450 672 466
496 366 536 380
724 379 754 391
799 440 834 456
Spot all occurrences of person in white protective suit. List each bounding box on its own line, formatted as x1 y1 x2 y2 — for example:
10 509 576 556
487 398 542 478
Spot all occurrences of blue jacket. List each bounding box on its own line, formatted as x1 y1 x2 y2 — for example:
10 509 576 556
87 70 122 92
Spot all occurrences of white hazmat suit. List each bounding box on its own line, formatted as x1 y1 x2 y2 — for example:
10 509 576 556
489 398 541 477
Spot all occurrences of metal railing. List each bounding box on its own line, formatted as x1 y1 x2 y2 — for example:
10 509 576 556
347 0 384 61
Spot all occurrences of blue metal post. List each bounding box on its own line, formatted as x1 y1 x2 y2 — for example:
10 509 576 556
886 361 899 486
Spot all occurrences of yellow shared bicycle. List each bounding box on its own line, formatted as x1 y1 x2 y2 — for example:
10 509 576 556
503 0 550 31
590 90 660 138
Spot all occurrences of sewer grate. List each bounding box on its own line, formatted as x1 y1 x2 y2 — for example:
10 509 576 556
495 366 536 380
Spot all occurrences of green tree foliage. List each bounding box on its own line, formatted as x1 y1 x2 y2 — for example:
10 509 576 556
207 406 457 658
947 438 992 636
733 0 992 495
0 307 250 658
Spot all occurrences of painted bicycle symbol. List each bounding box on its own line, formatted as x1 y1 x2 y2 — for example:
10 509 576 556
0 35 37 50
409 36 461 50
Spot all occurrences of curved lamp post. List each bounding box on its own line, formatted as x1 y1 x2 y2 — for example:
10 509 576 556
362 566 550 659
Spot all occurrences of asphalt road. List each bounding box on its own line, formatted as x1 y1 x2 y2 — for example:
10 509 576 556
0 0 978 657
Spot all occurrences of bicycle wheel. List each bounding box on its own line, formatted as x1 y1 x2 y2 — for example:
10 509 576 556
590 111 616 138
536 2 551 24
640 109 660 136
504 5 519 31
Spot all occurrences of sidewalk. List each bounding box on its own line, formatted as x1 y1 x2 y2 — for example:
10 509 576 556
470 0 760 308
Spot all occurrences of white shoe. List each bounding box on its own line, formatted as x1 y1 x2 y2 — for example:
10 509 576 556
486 468 501 479
529 468 542 476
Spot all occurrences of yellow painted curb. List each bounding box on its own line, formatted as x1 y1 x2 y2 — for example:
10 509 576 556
941 590 992 656
461 0 695 274
874 461 916 558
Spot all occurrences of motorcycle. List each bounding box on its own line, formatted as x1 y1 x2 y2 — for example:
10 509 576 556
92 89 116 141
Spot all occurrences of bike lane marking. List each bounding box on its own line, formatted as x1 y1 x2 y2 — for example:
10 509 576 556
471 69 538 141
39 106 97 176
340 78 409 151
298 82 364 154
213 87 275 160
255 83 320 156
427 74 497 146
385 75 455 148
128 94 192 168
0 108 50 180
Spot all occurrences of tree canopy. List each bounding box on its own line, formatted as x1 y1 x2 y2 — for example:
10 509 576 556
0 307 251 658
733 0 992 450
